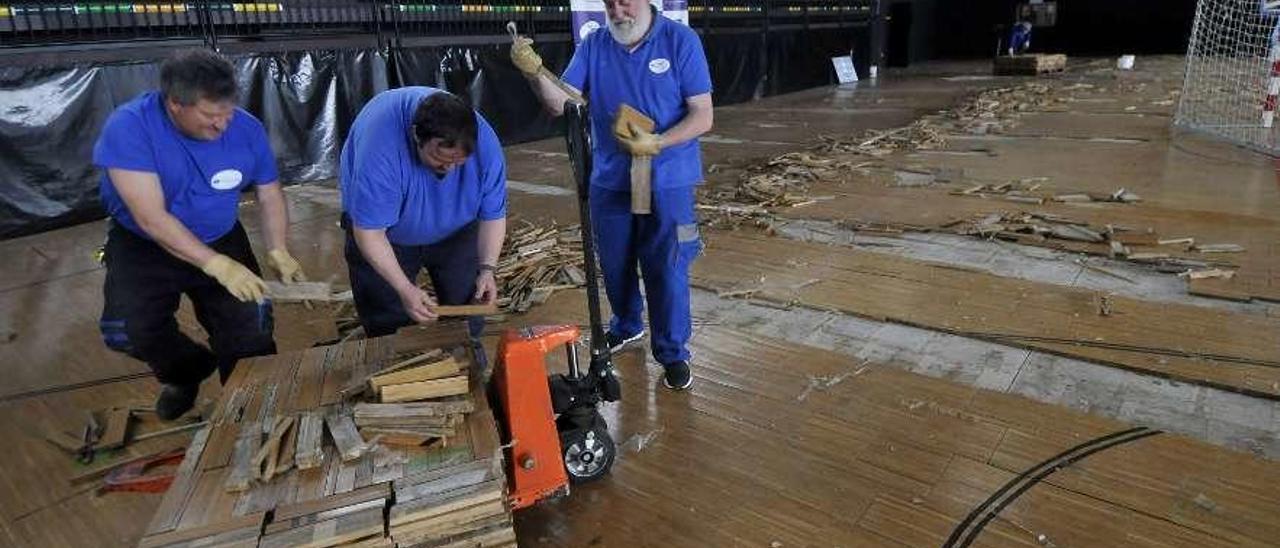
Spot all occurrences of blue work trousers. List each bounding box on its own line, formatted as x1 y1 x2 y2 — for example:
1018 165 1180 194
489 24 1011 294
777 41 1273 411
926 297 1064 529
590 185 702 365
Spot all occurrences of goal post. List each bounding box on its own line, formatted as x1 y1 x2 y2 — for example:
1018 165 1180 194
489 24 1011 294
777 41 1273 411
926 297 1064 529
1176 0 1280 153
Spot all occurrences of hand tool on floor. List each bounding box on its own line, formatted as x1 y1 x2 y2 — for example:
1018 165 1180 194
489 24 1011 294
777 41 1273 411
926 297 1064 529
507 21 586 105
493 100 621 510
99 447 185 494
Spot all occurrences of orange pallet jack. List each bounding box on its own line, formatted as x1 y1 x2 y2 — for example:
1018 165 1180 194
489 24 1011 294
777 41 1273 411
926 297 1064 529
493 102 623 510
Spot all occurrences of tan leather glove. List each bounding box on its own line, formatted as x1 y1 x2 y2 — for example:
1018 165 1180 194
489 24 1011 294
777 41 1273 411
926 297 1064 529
266 248 307 283
615 122 663 156
201 254 267 303
510 36 544 76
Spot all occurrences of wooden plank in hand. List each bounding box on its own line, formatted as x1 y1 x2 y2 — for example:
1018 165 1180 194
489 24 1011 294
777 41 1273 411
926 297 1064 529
435 303 500 317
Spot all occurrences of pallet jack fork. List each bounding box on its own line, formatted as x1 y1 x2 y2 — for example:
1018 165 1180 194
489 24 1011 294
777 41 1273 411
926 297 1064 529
493 102 622 510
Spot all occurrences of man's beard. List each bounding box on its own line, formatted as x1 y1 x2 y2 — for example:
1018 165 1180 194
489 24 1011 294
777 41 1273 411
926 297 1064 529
607 15 647 45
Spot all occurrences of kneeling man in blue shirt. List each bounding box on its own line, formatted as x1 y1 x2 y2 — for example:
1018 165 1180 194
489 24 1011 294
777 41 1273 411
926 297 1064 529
339 88 507 339
94 49 306 420
512 0 713 390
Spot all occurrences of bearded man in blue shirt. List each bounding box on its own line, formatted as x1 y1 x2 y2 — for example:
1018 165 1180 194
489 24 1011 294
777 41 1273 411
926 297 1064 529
339 88 507 341
94 49 305 420
512 0 713 390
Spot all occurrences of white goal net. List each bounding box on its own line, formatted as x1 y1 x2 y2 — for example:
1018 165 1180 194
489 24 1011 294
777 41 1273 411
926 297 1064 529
1176 0 1280 153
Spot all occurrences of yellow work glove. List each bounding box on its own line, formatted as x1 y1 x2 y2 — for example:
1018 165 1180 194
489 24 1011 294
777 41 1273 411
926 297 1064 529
615 122 663 156
266 248 307 283
510 36 544 76
201 254 267 303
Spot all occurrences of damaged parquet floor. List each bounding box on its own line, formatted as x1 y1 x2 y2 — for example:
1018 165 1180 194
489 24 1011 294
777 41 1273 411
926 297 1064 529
691 230 1280 399
515 325 1280 547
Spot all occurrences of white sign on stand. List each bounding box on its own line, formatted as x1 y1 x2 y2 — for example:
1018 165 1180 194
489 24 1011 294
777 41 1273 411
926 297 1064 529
832 56 859 84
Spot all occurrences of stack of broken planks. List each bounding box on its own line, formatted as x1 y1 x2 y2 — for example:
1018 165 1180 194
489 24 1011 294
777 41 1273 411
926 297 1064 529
496 221 588 314
139 324 515 548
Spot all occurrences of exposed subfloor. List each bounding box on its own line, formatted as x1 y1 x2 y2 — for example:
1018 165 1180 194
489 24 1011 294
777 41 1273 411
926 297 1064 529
1 57 1278 546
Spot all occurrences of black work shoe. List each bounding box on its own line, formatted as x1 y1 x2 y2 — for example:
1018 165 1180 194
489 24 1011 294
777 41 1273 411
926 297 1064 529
605 330 646 353
156 384 199 421
662 360 693 391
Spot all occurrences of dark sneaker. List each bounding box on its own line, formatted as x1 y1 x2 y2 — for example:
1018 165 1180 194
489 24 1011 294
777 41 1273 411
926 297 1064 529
156 383 199 421
605 330 645 353
662 360 693 391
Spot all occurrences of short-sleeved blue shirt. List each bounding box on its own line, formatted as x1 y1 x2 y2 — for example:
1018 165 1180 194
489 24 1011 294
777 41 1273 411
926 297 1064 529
339 87 507 246
94 91 279 242
562 9 713 191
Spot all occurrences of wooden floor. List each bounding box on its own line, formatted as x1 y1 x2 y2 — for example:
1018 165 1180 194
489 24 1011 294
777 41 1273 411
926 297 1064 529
512 325 1280 547
2 57 1278 546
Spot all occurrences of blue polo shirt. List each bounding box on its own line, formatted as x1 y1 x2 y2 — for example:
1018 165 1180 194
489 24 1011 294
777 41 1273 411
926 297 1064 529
339 87 507 246
562 9 713 191
94 91 279 242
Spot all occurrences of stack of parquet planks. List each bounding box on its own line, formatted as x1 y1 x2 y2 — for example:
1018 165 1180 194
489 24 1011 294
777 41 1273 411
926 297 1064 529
138 324 516 548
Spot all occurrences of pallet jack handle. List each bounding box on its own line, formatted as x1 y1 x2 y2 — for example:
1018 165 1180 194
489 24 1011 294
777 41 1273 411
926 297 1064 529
563 101 621 403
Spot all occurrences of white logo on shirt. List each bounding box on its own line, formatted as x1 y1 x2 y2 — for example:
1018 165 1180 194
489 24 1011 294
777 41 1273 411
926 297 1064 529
210 169 244 191
580 20 600 40
649 58 671 75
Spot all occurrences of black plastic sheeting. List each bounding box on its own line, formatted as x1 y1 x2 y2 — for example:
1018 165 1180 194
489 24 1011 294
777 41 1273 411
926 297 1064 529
0 26 864 239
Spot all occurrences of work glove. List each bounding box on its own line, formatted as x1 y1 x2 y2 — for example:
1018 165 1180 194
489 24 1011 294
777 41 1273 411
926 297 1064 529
510 36 544 76
615 122 663 156
201 254 267 303
266 248 307 283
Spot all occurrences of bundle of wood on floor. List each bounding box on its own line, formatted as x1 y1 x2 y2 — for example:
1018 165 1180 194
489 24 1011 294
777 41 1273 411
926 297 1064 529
994 53 1068 75
495 221 587 314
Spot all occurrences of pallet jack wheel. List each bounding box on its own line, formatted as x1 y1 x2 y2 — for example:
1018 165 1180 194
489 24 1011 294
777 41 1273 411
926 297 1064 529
558 413 615 484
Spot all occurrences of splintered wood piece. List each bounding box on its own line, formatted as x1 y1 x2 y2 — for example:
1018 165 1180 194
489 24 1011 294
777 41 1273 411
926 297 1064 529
145 426 212 535
265 281 334 302
1194 243 1245 253
276 418 298 476
296 411 325 470
435 303 500 317
225 429 262 493
368 357 462 391
354 400 475 419
325 411 368 462
255 415 295 482
373 433 438 447
97 407 133 450
393 459 497 503
258 504 385 548
359 426 455 439
389 506 509 545
138 512 266 548
380 375 470 403
389 479 505 527
378 349 446 376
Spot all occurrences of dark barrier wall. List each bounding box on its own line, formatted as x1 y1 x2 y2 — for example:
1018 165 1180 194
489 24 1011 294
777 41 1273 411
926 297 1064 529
919 0 1197 60
0 26 863 239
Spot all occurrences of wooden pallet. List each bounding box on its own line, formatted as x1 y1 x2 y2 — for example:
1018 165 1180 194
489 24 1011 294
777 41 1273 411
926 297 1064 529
138 324 514 548
994 53 1067 75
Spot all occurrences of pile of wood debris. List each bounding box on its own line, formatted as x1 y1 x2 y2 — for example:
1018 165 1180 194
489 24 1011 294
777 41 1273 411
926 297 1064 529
945 211 1239 279
950 180 1142 206
699 152 856 230
495 220 587 314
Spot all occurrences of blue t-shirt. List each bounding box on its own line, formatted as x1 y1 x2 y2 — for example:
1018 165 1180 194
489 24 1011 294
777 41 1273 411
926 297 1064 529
94 91 279 242
562 10 713 191
339 87 507 246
